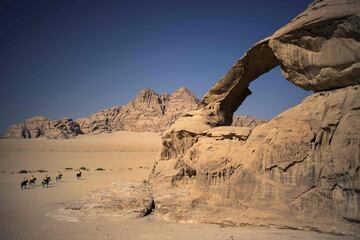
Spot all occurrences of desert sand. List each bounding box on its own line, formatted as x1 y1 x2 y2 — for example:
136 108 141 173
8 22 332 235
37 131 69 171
0 131 353 240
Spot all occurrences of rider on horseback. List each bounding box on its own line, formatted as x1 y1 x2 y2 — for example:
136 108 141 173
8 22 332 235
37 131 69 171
56 172 63 181
29 175 36 186
42 174 51 187
43 174 49 182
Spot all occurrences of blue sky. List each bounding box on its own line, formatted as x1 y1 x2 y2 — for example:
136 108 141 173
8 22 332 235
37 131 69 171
0 0 313 134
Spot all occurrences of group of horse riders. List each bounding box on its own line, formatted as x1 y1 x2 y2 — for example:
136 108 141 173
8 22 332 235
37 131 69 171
20 170 82 189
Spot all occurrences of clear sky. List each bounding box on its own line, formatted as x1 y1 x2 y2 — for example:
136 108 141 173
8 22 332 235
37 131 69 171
0 0 313 135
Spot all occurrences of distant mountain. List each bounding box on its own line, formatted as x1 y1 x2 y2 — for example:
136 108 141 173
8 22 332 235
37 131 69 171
232 116 267 128
4 87 266 139
76 87 200 134
4 116 81 139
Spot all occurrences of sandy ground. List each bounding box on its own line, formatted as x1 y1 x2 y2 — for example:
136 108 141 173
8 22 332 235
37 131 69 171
0 131 355 240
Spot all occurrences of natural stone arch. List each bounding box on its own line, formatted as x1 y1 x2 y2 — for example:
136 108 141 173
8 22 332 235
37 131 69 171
199 38 279 125
146 0 360 236
196 0 360 127
158 0 360 162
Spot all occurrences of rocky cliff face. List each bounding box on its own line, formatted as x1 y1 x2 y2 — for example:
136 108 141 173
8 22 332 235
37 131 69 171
148 0 360 236
4 87 204 138
269 0 360 91
232 116 267 128
4 116 81 139
151 85 360 235
76 87 199 134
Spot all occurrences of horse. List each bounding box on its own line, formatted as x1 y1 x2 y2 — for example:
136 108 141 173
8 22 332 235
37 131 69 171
56 173 62 182
42 176 51 188
76 171 81 179
29 177 36 186
21 179 28 189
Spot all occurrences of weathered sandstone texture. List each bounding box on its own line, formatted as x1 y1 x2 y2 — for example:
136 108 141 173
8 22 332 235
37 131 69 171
5 87 264 138
151 85 360 235
232 116 267 128
192 0 360 127
269 0 360 91
48 182 154 222
4 87 200 138
76 87 199 134
148 0 360 236
4 116 81 139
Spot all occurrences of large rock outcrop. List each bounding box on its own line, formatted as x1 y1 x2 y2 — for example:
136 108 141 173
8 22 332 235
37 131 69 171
269 0 360 91
5 87 265 138
76 87 200 134
151 85 360 235
149 0 360 236
187 0 360 127
4 116 81 139
232 115 267 128
47 182 154 222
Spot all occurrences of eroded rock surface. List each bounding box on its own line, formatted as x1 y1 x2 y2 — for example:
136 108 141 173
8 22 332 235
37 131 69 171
183 0 360 129
4 116 81 139
48 182 154 222
149 0 360 236
232 116 267 128
5 87 266 138
150 85 360 236
77 87 199 134
269 0 360 91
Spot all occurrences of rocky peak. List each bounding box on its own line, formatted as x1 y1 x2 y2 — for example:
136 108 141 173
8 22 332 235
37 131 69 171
232 115 267 128
169 87 199 103
134 88 160 103
4 87 265 137
168 87 199 106
72 87 201 134
127 88 165 115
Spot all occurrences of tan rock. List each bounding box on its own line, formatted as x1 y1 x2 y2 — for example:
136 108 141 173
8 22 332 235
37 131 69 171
202 126 251 140
149 0 360 236
5 116 81 139
48 182 154 222
269 0 360 91
76 87 200 134
232 116 267 128
186 0 360 129
151 85 360 236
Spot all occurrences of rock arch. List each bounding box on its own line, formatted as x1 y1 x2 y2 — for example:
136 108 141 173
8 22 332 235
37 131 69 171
197 0 360 126
150 0 360 236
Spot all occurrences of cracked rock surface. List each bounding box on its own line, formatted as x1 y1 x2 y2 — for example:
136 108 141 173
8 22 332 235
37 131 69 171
149 0 360 236
47 182 154 222
150 85 360 236
4 116 81 139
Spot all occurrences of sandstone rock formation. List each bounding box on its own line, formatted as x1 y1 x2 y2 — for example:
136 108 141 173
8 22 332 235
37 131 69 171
232 116 267 128
4 116 81 139
5 87 266 138
269 0 360 91
151 85 360 235
148 0 360 236
4 87 200 138
47 182 154 222
76 87 199 134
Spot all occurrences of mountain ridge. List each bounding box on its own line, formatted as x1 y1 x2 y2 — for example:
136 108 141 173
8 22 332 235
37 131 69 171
4 87 266 139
